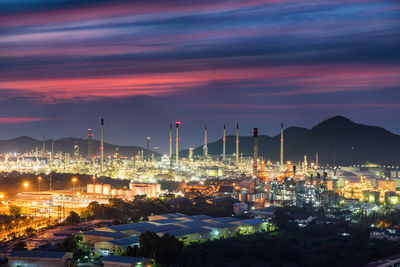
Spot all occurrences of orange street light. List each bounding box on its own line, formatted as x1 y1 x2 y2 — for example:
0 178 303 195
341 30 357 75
23 182 29 193
71 177 78 192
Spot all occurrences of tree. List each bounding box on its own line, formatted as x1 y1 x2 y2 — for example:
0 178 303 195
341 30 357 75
137 231 160 258
66 211 80 225
13 241 27 251
24 227 35 236
9 205 22 219
156 234 184 265
126 245 138 257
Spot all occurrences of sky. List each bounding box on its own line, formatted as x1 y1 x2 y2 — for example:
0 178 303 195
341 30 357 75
0 0 400 153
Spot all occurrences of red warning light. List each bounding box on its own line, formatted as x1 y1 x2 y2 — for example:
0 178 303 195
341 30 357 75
176 121 181 125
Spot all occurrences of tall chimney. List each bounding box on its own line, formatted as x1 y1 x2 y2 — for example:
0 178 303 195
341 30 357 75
222 124 226 161
169 124 172 163
253 128 258 178
51 139 54 160
146 136 150 150
236 123 239 166
175 121 180 166
280 123 284 170
42 136 45 157
100 118 104 173
88 129 93 160
203 126 208 161
316 152 319 168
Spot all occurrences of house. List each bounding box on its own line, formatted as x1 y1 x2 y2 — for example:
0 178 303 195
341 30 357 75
8 250 73 267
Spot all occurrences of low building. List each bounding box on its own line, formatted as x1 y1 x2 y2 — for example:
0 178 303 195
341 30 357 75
8 250 73 267
102 255 152 267
95 236 140 256
83 231 127 244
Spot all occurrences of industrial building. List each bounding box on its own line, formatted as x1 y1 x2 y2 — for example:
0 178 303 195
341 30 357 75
83 213 272 256
8 251 73 267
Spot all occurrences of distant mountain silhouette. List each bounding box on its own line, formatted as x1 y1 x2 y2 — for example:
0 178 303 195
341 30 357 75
182 116 400 165
0 136 157 157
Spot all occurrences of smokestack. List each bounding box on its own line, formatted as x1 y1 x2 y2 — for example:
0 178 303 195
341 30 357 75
236 123 239 166
222 124 226 161
51 139 54 160
280 123 284 169
316 152 319 168
88 129 93 160
100 118 104 173
169 124 172 163
203 126 208 161
253 128 258 178
42 136 45 157
175 121 180 166
146 136 150 150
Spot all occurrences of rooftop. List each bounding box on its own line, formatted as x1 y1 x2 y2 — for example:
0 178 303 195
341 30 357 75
9 250 70 259
107 236 140 246
83 231 126 238
102 255 152 264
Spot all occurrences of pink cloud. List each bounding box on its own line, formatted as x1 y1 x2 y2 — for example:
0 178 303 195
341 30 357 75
1 64 399 103
0 117 48 124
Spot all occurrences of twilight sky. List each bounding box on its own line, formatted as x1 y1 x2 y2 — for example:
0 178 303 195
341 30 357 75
0 0 400 153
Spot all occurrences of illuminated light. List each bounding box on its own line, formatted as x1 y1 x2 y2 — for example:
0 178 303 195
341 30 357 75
236 141 240 144
23 182 29 188
176 121 181 125
222 138 226 141
253 165 258 167
99 147 104 150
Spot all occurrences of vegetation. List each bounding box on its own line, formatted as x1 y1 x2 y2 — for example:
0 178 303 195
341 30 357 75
137 231 183 265
8 205 22 219
65 211 81 225
178 225 400 267
80 196 236 223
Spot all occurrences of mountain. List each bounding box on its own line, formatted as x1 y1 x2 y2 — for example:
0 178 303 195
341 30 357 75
184 116 400 165
0 136 157 157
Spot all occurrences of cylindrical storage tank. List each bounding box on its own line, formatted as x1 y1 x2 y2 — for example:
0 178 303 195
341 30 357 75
125 190 132 200
95 184 103 194
155 184 161 196
103 184 111 195
87 184 95 193
111 188 118 196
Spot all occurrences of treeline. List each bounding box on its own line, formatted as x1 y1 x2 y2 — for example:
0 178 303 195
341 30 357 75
178 225 400 267
75 196 236 223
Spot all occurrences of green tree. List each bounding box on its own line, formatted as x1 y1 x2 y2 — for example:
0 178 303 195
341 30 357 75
137 231 160 258
24 227 35 236
8 205 22 219
156 234 184 265
65 211 81 225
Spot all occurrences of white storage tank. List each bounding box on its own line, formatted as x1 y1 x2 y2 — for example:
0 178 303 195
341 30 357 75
95 184 103 194
111 188 118 196
87 184 95 193
103 184 111 195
